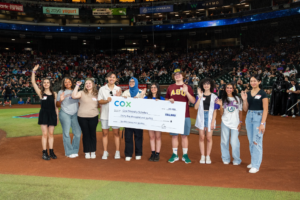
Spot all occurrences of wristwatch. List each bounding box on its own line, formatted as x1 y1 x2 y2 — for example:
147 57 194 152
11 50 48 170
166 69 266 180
261 123 265 125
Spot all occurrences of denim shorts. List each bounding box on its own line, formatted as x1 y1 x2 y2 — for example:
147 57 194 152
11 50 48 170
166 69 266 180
101 120 119 130
204 111 209 128
170 117 191 136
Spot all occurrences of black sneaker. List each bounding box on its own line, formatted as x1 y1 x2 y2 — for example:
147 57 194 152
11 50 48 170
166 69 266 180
153 154 160 162
148 154 155 161
42 150 50 160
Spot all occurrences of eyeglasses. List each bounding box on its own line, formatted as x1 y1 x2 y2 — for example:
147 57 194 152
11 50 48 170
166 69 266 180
110 91 113 96
151 87 157 89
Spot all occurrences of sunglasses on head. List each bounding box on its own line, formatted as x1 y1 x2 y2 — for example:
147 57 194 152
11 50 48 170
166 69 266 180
110 91 113 96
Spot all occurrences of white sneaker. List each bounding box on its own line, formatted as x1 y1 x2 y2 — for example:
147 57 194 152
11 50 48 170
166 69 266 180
114 151 120 159
292 115 296 118
91 152 96 159
85 153 91 159
281 114 288 117
233 162 240 166
247 164 252 168
223 161 230 165
102 151 109 159
249 168 259 173
73 154 79 157
206 156 211 164
135 156 141 160
199 155 205 164
125 157 132 161
68 154 77 158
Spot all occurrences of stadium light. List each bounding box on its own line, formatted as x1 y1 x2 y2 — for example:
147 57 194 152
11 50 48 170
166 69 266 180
27 42 30 44
11 39 15 41
146 16 150 18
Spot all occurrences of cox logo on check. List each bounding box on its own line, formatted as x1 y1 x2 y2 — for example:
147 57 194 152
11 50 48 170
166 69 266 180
114 101 131 107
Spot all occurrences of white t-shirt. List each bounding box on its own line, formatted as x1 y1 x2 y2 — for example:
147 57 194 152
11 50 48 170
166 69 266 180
97 84 121 120
221 97 242 130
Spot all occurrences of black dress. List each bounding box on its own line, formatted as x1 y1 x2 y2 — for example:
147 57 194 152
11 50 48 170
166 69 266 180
38 93 57 126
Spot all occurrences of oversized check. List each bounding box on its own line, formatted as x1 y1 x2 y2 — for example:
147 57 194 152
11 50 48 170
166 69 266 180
108 97 186 134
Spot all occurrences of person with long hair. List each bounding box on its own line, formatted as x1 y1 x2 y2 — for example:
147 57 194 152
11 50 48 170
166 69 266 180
194 78 219 164
31 64 59 160
72 78 99 159
56 77 81 158
144 82 165 162
98 72 122 160
241 75 268 173
216 83 242 165
122 77 146 161
165 69 195 164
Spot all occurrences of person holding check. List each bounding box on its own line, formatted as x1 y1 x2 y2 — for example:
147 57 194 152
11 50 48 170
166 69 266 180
98 72 122 160
144 82 165 162
122 77 146 161
72 78 99 159
165 69 195 164
241 75 268 173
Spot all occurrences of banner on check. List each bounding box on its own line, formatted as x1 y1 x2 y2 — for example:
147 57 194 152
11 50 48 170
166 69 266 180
92 8 126 15
43 7 79 15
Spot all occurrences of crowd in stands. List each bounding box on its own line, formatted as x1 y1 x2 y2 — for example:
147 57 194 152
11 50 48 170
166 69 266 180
0 42 300 106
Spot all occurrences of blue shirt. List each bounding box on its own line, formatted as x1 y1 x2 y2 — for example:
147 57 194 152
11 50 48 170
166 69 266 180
144 96 165 100
18 101 24 105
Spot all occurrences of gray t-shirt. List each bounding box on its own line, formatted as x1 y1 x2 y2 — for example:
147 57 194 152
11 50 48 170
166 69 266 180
57 89 79 115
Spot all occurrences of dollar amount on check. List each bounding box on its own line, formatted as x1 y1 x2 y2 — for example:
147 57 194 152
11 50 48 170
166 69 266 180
108 97 186 134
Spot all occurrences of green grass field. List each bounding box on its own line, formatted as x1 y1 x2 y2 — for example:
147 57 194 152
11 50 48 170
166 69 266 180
0 174 299 200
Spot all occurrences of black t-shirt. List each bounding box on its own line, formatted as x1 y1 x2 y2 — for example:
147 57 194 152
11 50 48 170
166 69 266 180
288 84 300 99
5 87 12 95
247 90 267 110
203 94 211 110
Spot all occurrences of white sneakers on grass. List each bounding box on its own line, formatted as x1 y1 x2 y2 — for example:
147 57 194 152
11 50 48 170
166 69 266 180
199 155 211 164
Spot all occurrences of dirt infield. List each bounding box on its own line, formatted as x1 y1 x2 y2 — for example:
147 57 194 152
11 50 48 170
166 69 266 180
0 106 299 192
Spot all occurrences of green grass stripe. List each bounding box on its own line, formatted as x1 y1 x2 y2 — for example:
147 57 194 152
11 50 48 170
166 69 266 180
0 108 105 138
0 174 299 200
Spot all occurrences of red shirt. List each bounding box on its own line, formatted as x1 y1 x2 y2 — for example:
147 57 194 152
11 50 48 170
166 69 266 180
242 68 248 73
165 84 194 118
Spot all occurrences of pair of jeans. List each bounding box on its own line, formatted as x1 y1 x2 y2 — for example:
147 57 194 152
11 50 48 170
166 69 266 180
124 128 143 157
59 110 82 156
245 110 264 169
77 115 99 153
220 122 241 164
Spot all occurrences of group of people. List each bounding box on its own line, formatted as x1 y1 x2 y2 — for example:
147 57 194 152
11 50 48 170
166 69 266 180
31 63 268 174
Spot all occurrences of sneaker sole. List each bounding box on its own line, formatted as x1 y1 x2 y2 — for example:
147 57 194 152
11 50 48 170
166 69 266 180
233 163 240 165
249 170 259 173
206 161 211 164
114 157 121 159
168 157 179 163
199 160 205 164
182 158 191 164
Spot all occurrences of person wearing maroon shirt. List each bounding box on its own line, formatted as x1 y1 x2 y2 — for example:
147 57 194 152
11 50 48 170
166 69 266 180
165 69 196 164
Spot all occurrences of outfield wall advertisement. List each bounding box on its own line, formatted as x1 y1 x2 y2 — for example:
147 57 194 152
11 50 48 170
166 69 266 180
43 7 79 15
92 8 126 15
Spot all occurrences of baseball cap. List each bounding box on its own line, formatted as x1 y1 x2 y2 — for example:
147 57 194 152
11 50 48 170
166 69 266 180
173 69 183 74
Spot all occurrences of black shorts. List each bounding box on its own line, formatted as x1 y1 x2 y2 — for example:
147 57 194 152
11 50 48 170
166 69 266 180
4 94 12 100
